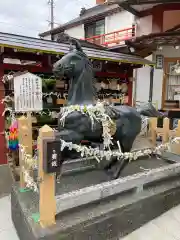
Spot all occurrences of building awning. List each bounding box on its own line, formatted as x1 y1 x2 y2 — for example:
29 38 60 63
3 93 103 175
125 30 180 57
110 0 180 16
0 32 153 66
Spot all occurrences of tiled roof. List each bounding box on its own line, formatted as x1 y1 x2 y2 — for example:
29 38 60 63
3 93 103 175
0 32 153 65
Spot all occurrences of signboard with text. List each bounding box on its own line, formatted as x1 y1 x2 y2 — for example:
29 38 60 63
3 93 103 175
43 138 63 174
14 72 43 112
156 55 164 69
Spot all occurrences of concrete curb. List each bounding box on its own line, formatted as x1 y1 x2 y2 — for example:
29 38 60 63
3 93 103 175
56 162 180 214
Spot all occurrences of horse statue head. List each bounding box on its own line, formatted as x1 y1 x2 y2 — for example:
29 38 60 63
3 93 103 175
53 38 97 106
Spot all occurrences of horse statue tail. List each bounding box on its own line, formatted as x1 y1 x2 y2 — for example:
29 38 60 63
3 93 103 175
137 102 163 117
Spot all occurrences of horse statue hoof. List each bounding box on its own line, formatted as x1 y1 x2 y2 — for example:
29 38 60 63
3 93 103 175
112 173 120 180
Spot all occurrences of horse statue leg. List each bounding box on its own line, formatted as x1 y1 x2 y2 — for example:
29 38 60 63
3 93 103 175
56 128 84 182
112 138 134 179
104 138 134 179
104 110 141 179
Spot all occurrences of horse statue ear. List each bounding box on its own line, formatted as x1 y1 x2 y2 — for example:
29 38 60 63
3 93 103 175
69 41 74 51
69 38 83 52
57 32 84 53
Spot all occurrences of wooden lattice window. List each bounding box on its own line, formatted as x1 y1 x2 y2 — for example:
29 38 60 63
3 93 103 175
166 61 180 101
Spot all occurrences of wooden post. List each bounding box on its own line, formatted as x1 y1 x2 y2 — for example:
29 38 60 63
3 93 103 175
149 117 157 146
18 115 32 189
38 125 56 227
172 120 180 155
162 118 170 144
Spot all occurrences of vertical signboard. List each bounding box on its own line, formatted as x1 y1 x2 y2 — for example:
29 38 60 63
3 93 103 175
43 139 63 173
156 55 164 69
14 72 43 112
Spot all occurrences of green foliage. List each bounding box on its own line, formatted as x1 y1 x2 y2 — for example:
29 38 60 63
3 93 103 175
42 78 56 92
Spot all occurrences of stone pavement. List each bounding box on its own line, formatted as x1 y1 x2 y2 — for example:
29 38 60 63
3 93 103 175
122 204 180 240
0 195 19 240
0 165 13 198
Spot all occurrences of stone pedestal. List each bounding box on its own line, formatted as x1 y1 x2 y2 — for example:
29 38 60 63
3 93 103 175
12 177 180 240
11 152 180 239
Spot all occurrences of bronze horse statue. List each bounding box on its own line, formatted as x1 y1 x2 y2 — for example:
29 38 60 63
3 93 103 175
53 38 161 179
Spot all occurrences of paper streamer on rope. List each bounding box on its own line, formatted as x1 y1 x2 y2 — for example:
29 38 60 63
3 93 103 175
19 136 180 192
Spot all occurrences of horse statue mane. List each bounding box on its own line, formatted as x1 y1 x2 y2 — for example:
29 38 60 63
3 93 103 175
57 32 83 52
54 36 97 105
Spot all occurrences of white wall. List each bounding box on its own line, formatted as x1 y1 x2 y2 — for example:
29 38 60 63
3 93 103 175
136 66 150 103
136 66 163 109
136 15 152 37
42 35 51 40
135 54 163 109
43 24 85 41
64 24 85 39
135 46 180 109
153 69 164 108
105 11 134 33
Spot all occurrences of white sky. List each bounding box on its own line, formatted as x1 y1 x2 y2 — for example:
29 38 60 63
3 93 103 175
0 0 96 37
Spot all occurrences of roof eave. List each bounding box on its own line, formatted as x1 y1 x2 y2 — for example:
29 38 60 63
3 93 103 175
39 6 121 37
125 30 180 57
110 0 180 17
117 2 141 16
114 0 180 5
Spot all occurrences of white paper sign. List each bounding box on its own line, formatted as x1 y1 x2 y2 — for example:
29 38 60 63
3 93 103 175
14 72 43 112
